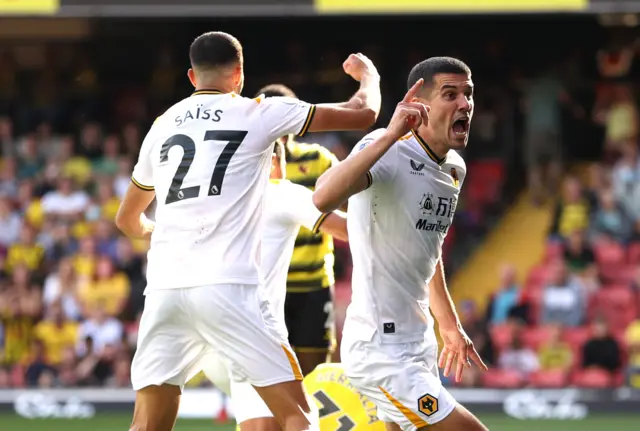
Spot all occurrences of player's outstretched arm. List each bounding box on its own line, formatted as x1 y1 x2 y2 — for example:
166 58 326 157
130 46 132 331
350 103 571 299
306 54 381 133
317 210 348 242
312 79 428 213
115 182 156 239
282 182 348 242
430 259 488 383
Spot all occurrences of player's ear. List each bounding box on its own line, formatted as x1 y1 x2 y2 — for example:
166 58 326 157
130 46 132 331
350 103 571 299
187 69 196 88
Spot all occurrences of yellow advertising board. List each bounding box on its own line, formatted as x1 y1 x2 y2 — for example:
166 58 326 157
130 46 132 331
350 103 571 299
316 0 587 13
0 0 59 14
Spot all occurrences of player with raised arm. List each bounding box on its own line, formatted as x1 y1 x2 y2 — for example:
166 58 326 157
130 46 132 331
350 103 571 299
203 141 348 431
114 31 380 431
312 57 489 431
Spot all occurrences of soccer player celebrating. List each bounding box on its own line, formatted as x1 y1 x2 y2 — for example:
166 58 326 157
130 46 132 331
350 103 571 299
255 84 342 375
115 31 380 431
312 57 489 431
204 141 348 431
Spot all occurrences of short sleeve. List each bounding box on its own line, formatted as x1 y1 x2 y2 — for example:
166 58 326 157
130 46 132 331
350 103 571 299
349 130 397 188
131 130 155 191
280 182 326 233
258 96 316 144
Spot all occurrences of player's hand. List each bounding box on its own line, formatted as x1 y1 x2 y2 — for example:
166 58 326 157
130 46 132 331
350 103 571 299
343 53 379 82
386 79 429 139
438 325 488 383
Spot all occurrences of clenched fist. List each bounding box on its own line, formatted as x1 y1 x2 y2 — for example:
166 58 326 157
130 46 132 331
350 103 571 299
343 53 379 82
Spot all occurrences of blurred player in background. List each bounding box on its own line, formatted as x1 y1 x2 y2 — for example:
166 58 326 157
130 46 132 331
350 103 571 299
115 30 381 431
256 84 341 375
203 141 348 431
313 57 488 430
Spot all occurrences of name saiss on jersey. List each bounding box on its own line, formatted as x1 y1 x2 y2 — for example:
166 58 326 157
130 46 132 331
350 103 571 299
174 104 223 126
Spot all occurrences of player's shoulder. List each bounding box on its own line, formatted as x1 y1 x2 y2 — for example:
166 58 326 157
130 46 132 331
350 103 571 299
444 150 466 171
357 128 387 147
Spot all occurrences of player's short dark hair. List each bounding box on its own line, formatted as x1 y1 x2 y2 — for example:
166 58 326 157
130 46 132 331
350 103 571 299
189 31 243 70
407 57 471 90
255 84 297 99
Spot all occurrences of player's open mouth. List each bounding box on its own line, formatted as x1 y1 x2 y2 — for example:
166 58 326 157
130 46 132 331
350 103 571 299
451 117 469 137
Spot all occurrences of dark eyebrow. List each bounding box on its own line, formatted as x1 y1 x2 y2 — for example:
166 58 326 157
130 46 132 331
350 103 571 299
440 84 474 92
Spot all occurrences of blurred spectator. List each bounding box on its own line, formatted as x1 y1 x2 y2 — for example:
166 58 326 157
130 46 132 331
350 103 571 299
625 318 640 388
457 301 495 387
593 85 638 156
0 195 22 248
582 318 621 373
612 141 640 221
42 258 81 321
486 264 529 324
41 176 90 222
549 176 590 239
34 301 78 365
590 189 632 242
521 67 565 205
78 255 130 318
583 163 609 211
76 304 123 357
24 339 56 387
538 325 573 372
498 325 540 378
5 224 44 274
630 219 640 244
0 158 18 197
563 230 596 276
540 261 587 327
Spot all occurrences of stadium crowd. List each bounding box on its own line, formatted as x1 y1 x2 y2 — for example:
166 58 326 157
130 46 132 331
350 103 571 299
0 18 639 390
479 88 640 389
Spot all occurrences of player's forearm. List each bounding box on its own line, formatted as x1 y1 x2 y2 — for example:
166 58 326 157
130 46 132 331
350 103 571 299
313 131 395 213
428 259 461 330
353 73 382 119
116 213 155 240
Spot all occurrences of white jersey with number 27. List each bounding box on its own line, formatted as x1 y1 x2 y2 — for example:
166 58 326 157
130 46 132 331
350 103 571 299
131 90 316 291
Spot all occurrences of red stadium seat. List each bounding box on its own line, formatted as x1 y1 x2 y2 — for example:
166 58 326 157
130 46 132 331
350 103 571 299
529 370 568 388
570 368 612 388
562 326 591 347
627 243 640 265
521 326 554 350
590 286 637 331
481 369 525 388
544 241 564 263
489 324 514 351
593 241 625 267
525 265 553 287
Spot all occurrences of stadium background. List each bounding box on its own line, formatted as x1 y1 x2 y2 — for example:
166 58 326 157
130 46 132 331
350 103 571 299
1 0 640 430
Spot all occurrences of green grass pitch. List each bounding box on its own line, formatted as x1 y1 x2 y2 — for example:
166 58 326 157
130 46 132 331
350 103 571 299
0 414 639 431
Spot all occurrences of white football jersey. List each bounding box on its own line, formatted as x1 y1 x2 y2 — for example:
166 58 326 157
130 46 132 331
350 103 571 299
344 129 466 344
131 90 316 290
260 179 325 335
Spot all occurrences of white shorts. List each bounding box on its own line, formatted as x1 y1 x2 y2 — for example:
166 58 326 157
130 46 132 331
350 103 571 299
202 352 319 425
131 284 303 391
341 331 456 430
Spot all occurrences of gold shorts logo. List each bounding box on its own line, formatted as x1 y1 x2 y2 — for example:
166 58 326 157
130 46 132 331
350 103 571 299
0 0 59 14
316 0 587 13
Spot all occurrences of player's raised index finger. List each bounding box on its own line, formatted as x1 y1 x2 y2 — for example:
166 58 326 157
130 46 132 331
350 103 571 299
403 78 424 103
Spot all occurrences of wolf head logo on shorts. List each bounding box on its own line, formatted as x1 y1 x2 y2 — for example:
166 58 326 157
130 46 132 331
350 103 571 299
417 393 438 417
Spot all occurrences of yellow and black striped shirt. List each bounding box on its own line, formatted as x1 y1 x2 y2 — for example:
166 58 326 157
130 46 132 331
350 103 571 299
285 141 339 292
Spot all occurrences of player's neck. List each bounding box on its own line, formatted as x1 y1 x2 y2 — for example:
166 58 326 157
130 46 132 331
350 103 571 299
415 127 448 160
194 81 235 94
